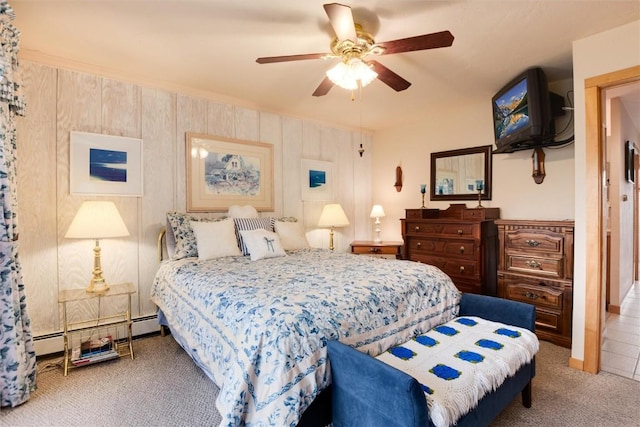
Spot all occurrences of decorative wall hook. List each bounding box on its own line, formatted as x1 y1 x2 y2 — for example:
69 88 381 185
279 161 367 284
532 147 546 184
394 165 403 192
358 143 364 157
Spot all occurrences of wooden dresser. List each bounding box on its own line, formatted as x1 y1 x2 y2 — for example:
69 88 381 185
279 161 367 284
495 219 574 348
401 204 500 296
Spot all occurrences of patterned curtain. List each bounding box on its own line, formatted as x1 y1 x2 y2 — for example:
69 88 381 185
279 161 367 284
0 0 37 408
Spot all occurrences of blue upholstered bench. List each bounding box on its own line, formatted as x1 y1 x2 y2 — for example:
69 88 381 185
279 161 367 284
327 294 537 427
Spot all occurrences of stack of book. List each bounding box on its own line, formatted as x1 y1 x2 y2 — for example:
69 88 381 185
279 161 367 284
71 336 119 366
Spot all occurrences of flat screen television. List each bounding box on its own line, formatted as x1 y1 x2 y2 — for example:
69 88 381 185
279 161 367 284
492 67 556 153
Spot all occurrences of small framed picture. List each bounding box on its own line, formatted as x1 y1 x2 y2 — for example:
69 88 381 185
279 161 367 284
70 131 143 197
301 159 334 201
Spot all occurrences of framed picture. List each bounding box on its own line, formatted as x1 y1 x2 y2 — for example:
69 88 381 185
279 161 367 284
301 159 334 201
186 133 274 212
70 131 143 197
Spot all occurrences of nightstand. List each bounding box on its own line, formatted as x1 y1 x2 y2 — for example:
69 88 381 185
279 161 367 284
350 241 403 259
59 282 136 376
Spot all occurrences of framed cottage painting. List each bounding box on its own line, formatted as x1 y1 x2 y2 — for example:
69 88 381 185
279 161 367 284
186 133 274 212
69 131 143 197
301 159 334 201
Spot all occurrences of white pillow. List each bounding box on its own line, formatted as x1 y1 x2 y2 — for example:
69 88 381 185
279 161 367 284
239 229 286 261
275 221 310 250
191 218 241 260
228 205 258 218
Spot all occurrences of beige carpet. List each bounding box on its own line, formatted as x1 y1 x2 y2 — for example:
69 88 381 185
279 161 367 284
2 334 639 426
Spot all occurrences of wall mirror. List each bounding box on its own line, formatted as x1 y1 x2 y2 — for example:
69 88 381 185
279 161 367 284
430 145 493 201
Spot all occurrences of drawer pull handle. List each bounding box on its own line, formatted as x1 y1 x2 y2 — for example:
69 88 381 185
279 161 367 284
524 291 540 300
460 246 465 253
368 247 380 253
457 229 463 235
459 266 465 273
415 226 420 231
525 260 541 269
416 242 421 248
526 239 540 247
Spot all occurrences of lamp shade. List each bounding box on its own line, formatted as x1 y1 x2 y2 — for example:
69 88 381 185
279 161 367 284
318 203 350 228
369 205 386 218
65 201 130 239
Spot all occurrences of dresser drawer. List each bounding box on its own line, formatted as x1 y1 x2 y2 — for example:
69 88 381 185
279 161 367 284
407 238 477 258
405 209 440 219
411 254 478 279
406 221 479 238
461 208 500 221
351 245 400 256
506 255 563 277
504 229 565 255
502 278 564 311
535 309 562 334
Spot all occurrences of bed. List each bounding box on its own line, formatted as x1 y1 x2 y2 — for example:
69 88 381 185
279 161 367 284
151 213 461 427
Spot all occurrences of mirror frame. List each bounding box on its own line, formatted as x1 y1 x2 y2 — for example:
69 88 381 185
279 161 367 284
430 145 493 201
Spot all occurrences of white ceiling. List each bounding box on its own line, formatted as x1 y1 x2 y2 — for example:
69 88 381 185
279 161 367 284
10 0 640 131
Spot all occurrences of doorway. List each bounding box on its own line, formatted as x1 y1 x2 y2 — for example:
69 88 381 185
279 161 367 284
599 82 640 380
583 65 640 374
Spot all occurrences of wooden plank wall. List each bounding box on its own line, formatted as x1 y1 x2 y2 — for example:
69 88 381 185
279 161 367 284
15 60 373 338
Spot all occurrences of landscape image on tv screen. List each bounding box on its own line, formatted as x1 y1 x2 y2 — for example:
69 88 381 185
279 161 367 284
494 78 530 140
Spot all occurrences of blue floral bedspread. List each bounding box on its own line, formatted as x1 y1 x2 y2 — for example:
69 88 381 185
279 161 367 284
151 248 461 427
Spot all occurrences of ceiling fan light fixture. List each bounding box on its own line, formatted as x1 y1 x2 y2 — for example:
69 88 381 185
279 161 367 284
326 58 378 90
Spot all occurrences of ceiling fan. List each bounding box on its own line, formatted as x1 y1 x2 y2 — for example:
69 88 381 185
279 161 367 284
256 3 454 97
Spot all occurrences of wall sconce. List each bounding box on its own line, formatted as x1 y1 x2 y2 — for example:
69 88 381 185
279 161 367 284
394 165 403 192
532 148 546 184
358 144 365 157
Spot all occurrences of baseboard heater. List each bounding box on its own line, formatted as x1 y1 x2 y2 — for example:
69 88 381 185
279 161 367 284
33 314 160 357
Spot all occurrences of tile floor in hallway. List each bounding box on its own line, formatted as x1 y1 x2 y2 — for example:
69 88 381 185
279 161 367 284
601 281 640 381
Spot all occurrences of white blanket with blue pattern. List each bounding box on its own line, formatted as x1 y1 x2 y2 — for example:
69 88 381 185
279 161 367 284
377 316 539 427
151 248 460 427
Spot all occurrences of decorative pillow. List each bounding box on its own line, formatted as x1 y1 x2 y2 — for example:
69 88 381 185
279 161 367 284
274 220 310 250
166 212 227 259
233 217 275 256
191 218 241 260
239 229 286 261
228 205 258 218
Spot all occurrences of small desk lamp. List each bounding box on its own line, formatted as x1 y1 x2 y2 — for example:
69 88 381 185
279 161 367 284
317 203 350 250
65 201 130 293
370 205 386 243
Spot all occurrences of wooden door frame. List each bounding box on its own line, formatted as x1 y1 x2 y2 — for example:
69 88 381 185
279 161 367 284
634 149 639 282
583 65 640 373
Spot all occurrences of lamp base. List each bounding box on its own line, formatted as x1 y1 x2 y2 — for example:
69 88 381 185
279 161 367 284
328 227 335 251
374 228 382 244
86 239 109 293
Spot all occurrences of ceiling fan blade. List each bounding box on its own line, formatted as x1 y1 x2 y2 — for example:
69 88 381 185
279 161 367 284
323 3 357 41
256 53 329 64
312 77 334 97
369 60 411 92
378 31 454 55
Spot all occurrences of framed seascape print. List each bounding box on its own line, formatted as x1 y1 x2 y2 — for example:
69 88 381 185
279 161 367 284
186 133 274 212
301 159 334 201
69 131 143 197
